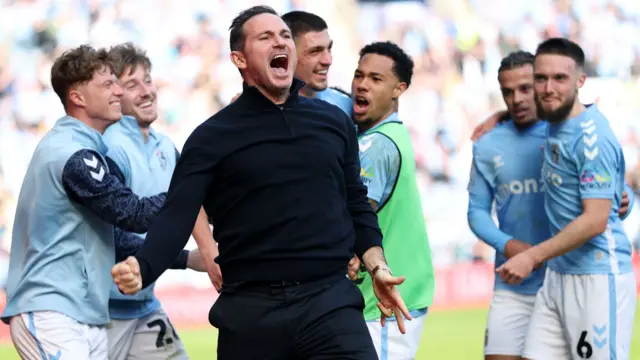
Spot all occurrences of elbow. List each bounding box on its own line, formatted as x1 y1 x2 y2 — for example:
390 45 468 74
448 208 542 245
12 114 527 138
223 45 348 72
467 208 480 234
593 218 608 235
587 214 609 236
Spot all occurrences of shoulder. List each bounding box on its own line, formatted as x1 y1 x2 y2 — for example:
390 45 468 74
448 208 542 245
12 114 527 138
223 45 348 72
103 120 126 138
33 130 86 168
65 149 105 167
317 88 353 116
568 109 620 153
359 132 399 161
299 96 352 126
473 125 513 157
61 149 108 181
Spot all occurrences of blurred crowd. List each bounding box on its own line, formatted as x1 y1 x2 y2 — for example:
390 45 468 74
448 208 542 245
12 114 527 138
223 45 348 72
2 0 640 269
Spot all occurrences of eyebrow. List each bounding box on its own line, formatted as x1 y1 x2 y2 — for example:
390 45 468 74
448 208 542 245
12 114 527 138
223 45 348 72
257 29 291 37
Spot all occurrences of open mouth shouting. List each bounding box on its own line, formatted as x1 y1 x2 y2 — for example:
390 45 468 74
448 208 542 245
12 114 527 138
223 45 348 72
270 54 289 76
353 95 370 115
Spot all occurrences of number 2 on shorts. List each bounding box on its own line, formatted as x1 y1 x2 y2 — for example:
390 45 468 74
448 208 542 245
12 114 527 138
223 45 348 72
147 318 179 348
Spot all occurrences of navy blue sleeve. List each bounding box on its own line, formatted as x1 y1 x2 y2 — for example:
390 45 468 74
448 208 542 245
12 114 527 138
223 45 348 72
342 111 384 259
114 228 189 269
62 149 167 234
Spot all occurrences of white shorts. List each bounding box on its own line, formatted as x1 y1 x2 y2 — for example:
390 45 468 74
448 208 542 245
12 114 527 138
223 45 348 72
9 311 107 360
484 290 537 356
107 307 188 360
523 269 637 360
366 308 428 360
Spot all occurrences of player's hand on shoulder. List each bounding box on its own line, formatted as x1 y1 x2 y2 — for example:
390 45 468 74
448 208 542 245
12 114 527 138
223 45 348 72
112 256 142 295
471 110 508 142
371 265 412 334
231 92 242 103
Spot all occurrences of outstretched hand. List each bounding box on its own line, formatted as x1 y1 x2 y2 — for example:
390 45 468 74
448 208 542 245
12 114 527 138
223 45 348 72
371 268 412 334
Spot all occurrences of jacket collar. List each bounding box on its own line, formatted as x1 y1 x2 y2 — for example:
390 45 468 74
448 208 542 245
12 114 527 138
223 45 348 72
238 78 306 109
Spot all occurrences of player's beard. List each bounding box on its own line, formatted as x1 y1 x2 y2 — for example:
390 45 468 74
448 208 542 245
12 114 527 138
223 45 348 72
536 91 576 124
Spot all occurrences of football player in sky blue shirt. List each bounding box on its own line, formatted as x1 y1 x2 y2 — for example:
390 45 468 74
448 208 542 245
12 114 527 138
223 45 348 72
2 45 166 360
498 38 637 360
104 43 219 360
281 11 353 115
469 50 634 360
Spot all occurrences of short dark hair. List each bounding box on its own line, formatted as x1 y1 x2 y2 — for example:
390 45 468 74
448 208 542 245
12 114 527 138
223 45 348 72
50 45 113 109
535 38 585 68
281 11 328 39
498 51 534 73
108 42 152 78
359 41 414 88
229 5 278 52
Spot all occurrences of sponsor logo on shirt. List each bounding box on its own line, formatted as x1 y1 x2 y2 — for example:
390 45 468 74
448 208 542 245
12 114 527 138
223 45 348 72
580 166 611 189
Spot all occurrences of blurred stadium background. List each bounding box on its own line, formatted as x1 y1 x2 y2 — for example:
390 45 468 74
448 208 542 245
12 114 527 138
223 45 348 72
1 0 640 358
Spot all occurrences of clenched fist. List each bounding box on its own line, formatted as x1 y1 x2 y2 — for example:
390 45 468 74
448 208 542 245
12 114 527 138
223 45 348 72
112 256 142 295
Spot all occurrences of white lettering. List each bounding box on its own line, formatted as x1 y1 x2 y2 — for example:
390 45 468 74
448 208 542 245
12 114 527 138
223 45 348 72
498 178 545 196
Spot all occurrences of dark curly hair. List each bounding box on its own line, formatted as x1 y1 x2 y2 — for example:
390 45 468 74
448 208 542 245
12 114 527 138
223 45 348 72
359 41 414 88
50 45 113 109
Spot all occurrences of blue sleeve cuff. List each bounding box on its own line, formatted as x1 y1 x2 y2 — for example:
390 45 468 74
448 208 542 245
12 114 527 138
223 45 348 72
467 208 513 254
493 234 513 254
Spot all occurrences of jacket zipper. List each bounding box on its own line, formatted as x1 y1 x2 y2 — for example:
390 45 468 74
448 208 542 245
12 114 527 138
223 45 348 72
278 105 295 135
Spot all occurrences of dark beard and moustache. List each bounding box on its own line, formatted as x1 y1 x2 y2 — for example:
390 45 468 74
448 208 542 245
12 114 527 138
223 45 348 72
536 92 576 124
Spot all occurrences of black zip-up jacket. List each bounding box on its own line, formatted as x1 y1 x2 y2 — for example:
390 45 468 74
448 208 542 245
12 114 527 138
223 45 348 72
134 78 383 287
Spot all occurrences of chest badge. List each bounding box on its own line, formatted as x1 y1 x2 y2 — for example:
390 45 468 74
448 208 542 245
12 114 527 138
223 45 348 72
551 144 560 164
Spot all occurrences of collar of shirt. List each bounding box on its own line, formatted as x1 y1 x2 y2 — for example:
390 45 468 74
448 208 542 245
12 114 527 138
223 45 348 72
118 115 159 144
359 112 402 137
237 77 306 109
503 118 547 134
548 103 598 131
56 115 109 155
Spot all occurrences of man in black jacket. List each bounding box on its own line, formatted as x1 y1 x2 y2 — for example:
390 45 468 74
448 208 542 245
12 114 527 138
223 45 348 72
112 5 410 359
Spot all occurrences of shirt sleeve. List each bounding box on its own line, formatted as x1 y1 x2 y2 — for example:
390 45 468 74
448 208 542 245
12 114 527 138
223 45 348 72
342 113 384 260
61 149 166 234
359 134 399 205
134 122 217 289
575 129 619 200
114 228 189 269
466 151 513 253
